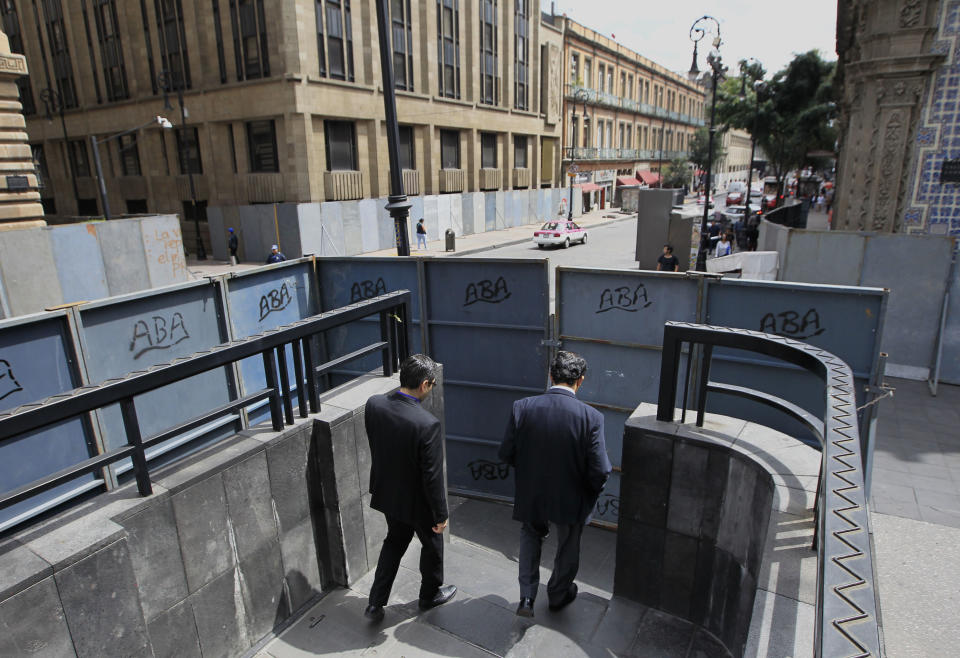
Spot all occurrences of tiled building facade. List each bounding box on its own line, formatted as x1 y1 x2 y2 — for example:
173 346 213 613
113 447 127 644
7 0 563 247
556 17 705 207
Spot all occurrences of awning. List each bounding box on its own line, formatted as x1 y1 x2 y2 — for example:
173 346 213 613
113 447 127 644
576 182 601 193
616 176 641 186
636 170 661 185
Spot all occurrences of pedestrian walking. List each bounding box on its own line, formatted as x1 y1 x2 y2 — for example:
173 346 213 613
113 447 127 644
657 244 679 272
499 351 612 618
416 219 428 250
265 245 287 264
228 228 238 266
364 354 456 622
715 233 732 258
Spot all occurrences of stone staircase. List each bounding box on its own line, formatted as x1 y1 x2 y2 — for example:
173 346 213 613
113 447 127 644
256 497 726 657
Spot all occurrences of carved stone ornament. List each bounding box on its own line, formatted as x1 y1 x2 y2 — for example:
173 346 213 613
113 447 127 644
874 112 905 230
900 0 922 28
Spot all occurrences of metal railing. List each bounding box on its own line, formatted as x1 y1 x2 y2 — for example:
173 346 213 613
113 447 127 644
564 84 704 126
655 322 880 658
0 291 412 516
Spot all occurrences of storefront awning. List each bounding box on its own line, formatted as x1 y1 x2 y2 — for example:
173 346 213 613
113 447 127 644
576 182 602 193
636 170 661 185
616 176 642 186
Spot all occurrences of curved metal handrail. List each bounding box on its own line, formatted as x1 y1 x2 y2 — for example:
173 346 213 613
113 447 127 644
656 321 880 658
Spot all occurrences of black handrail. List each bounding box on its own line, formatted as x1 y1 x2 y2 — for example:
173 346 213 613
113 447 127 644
0 291 412 517
656 321 880 658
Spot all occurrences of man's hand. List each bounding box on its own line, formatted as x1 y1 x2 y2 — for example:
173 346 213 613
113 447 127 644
432 519 448 534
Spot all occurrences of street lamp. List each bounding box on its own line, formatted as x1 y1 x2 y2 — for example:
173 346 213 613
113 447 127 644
39 87 80 210
739 58 764 213
90 116 173 221
159 70 206 260
688 15 725 272
568 88 589 221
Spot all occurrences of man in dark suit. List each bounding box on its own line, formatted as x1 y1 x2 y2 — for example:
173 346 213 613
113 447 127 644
364 354 456 622
499 351 611 617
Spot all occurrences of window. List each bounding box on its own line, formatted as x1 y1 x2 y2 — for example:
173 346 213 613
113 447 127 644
81 2 104 105
155 0 192 89
597 63 604 91
570 113 579 149
570 53 578 84
606 122 612 149
139 0 159 94
644 80 649 104
1 0 35 114
398 125 414 170
247 120 278 172
479 0 497 104
175 127 202 174
620 72 625 97
126 199 148 214
93 0 128 101
227 124 238 172
440 129 459 169
627 75 633 99
481 132 496 168
117 134 141 176
584 58 591 91
437 0 460 98
230 0 269 80
618 123 624 149
31 144 48 189
316 0 354 81
69 140 91 177
78 198 99 215
514 135 527 168
212 0 227 82
391 0 414 91
41 0 78 108
607 69 613 94
513 0 528 110
324 120 356 170
582 116 590 147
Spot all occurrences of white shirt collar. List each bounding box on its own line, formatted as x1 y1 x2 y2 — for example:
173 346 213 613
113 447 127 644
549 384 577 394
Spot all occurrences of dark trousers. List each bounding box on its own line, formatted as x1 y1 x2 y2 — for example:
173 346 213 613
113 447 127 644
368 515 443 606
518 521 583 604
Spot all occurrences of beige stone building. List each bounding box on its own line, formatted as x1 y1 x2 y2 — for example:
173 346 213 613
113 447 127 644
8 0 564 249
555 16 705 208
714 127 753 193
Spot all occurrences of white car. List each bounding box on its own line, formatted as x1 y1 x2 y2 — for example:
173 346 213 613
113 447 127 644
533 221 588 248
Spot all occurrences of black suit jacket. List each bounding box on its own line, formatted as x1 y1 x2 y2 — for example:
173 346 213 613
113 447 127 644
365 391 447 527
499 388 612 525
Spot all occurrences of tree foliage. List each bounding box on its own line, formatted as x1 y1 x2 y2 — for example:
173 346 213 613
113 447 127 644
715 50 837 197
662 158 691 189
687 126 725 177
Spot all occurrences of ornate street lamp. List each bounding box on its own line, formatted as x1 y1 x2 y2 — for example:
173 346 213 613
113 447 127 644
739 58 765 213
39 87 80 210
159 70 206 260
567 88 589 221
689 15 725 272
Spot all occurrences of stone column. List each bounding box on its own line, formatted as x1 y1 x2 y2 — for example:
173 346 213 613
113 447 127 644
0 30 44 228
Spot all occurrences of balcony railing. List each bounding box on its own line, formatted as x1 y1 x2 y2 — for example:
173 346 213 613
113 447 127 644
565 147 670 162
565 84 705 126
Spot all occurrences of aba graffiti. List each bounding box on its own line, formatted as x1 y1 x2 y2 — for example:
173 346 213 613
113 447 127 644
596 284 652 313
130 313 190 359
760 309 824 340
595 494 620 519
259 282 293 321
350 278 387 303
464 277 511 306
467 459 511 481
0 359 23 402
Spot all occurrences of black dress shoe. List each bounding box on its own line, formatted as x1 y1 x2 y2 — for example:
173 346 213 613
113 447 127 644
516 597 535 617
364 604 385 622
419 584 457 610
548 583 578 611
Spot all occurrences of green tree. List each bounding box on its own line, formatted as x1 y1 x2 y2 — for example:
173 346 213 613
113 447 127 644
716 51 836 204
662 158 691 189
687 126 725 185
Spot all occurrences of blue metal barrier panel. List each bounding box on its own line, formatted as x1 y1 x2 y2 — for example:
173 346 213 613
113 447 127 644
0 312 97 531
78 281 234 470
226 260 318 424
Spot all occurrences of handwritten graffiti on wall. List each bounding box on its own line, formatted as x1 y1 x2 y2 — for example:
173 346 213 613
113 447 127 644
130 313 190 359
595 493 619 519
467 459 511 480
0 359 23 402
597 284 653 313
152 226 188 280
259 282 293 321
351 278 387 303
760 308 824 340
464 277 511 306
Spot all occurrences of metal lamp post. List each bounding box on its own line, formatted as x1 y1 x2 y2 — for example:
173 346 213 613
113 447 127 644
689 15 725 272
90 116 173 221
567 89 589 221
39 88 80 210
159 70 206 260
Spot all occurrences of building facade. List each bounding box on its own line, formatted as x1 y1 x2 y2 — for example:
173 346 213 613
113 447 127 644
8 0 563 249
556 17 705 208
714 127 753 193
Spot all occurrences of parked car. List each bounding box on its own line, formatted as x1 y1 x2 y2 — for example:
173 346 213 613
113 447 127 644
697 194 715 208
533 221 587 249
762 194 779 210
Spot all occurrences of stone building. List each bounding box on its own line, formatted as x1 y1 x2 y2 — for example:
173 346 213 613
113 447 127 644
714 127 754 193
0 26 42 227
834 0 959 235
554 16 706 208
7 0 563 250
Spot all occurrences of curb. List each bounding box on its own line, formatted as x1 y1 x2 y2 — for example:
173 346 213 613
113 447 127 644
449 214 636 257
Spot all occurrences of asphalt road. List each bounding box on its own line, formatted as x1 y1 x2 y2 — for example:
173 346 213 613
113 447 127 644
465 215 640 308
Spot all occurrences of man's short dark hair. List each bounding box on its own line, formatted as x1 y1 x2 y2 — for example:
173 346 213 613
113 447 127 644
550 351 587 386
400 353 438 389
663 244 673 253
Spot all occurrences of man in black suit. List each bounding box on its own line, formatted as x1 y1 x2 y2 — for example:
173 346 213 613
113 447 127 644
499 351 611 617
364 354 456 622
